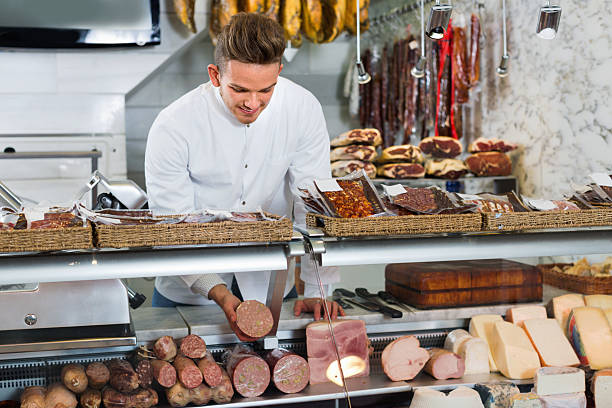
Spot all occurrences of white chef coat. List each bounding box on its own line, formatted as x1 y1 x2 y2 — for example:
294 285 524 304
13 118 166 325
145 76 339 305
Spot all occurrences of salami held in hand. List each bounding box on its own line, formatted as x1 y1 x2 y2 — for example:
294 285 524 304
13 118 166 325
235 300 274 339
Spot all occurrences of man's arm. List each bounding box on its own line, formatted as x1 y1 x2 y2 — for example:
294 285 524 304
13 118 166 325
287 95 343 319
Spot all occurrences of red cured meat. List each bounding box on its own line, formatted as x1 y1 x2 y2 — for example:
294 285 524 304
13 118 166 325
197 352 223 388
265 349 310 394
224 345 270 398
151 359 177 388
173 356 203 389
306 319 370 384
179 335 207 359
153 336 177 361
236 300 274 339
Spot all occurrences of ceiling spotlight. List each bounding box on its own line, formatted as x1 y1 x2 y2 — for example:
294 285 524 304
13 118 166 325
411 0 426 78
536 1 561 39
426 0 453 40
496 0 510 77
354 0 371 84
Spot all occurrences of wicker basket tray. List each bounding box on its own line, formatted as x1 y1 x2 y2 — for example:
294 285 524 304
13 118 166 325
0 225 94 253
94 215 293 248
539 263 612 295
306 212 482 237
482 208 612 232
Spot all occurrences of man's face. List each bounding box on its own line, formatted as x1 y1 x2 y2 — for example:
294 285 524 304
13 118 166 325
208 60 283 124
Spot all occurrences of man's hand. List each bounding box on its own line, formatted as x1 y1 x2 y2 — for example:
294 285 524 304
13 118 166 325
294 298 346 320
208 284 257 342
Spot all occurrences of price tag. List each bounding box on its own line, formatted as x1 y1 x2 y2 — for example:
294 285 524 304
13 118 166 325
315 179 342 192
409 40 419 50
590 173 612 187
383 184 406 197
24 208 45 222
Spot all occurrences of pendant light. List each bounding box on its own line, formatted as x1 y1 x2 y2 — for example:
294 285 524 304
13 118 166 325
496 0 509 77
411 0 426 78
355 0 371 84
426 0 453 40
536 0 561 39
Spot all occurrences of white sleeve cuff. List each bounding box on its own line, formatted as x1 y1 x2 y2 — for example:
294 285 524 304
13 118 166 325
303 282 332 298
188 274 227 299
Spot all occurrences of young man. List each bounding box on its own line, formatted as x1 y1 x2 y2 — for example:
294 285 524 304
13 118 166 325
145 12 343 340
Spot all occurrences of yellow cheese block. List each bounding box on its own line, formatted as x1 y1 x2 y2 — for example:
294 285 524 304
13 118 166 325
524 318 580 367
490 321 541 379
549 294 585 333
506 305 547 327
469 314 504 372
585 295 612 309
567 307 612 370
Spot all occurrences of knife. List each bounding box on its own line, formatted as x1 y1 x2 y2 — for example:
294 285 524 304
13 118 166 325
353 288 402 318
331 290 353 309
333 288 356 298
377 290 416 313
342 297 402 318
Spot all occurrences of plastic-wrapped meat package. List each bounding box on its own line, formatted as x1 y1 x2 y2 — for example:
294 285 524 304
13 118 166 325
383 185 474 214
0 211 19 230
306 319 370 384
223 345 270 397
26 208 85 229
264 349 309 394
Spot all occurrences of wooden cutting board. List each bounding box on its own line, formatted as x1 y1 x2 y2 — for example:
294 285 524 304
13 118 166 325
385 259 542 309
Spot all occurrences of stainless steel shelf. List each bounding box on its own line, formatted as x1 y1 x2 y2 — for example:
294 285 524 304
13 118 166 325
0 244 291 285
315 227 612 267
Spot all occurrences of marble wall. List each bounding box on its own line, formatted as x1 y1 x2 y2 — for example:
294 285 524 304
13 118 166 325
471 0 612 198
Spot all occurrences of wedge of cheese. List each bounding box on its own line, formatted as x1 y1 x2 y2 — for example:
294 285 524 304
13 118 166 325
585 295 612 309
592 369 612 408
506 305 547 327
534 367 585 396
567 307 612 369
469 314 504 372
548 294 584 333
490 321 541 379
458 337 490 375
538 392 586 408
523 318 580 367
474 382 520 408
510 393 542 408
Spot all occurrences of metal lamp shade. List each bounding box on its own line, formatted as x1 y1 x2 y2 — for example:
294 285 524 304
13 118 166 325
426 3 452 40
536 4 561 39
356 61 371 84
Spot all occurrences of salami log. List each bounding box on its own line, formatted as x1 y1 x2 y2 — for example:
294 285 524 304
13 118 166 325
85 363 109 390
453 26 469 104
128 389 158 408
197 352 223 388
363 50 372 128
61 364 88 394
381 46 389 147
235 300 274 339
130 356 153 389
211 368 234 404
469 14 481 87
437 55 452 136
20 387 46 408
174 356 203 389
153 336 177 361
106 359 139 394
44 384 76 408
179 335 207 359
79 389 101 408
100 388 127 408
150 359 177 388
428 40 439 134
224 345 270 398
423 348 465 380
264 349 309 394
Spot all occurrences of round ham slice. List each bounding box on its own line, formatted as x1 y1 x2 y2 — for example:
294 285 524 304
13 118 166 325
236 300 274 339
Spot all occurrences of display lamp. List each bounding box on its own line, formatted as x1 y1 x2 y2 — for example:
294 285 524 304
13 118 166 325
496 0 510 77
536 0 561 40
411 0 427 78
426 0 453 40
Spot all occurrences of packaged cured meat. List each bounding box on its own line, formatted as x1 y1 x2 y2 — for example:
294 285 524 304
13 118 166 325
223 345 270 397
468 137 518 153
264 349 309 394
306 319 370 384
419 136 463 158
330 128 382 147
377 145 424 164
330 145 377 161
469 13 481 87
381 335 429 381
298 187 333 216
522 197 580 212
425 159 468 179
382 185 474 214
455 192 528 213
376 163 425 179
314 170 386 218
235 299 274 339
465 152 512 177
331 160 377 179
281 0 302 47
302 0 323 42
453 24 470 104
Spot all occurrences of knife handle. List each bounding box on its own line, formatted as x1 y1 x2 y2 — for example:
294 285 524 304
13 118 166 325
355 288 374 298
380 305 402 318
378 291 397 304
335 298 353 309
334 288 356 298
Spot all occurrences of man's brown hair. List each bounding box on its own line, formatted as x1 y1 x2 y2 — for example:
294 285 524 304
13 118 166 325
214 12 285 73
